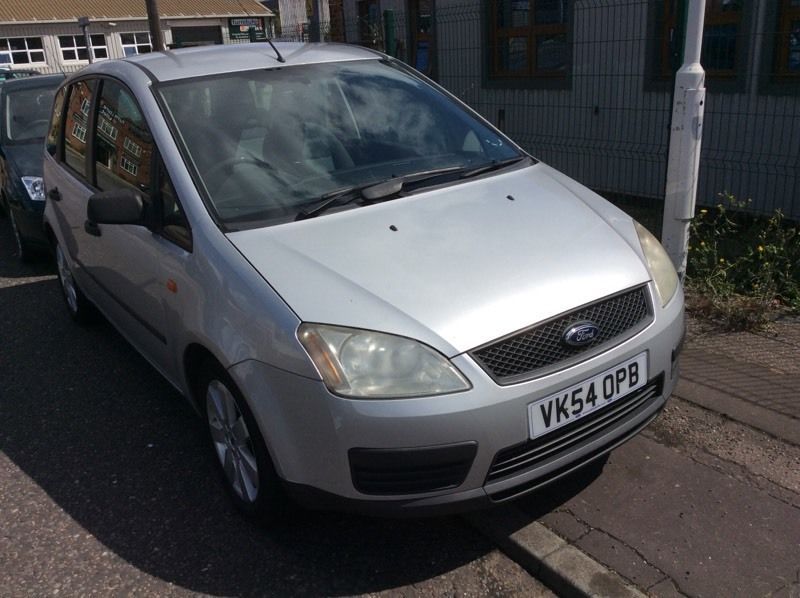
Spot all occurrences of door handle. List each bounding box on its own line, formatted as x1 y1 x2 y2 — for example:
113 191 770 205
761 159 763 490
84 219 101 237
47 187 61 202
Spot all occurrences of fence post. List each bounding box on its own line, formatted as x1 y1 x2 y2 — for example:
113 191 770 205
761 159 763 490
661 0 706 279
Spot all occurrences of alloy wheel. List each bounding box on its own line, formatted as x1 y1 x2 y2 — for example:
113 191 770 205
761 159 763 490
206 380 260 503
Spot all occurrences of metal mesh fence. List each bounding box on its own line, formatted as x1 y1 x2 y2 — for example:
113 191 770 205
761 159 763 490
270 0 799 225
4 1 795 224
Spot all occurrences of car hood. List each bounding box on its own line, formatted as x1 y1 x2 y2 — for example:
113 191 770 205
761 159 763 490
2 141 43 177
227 163 651 356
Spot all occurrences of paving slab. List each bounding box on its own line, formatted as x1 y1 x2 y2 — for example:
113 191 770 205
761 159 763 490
517 435 800 598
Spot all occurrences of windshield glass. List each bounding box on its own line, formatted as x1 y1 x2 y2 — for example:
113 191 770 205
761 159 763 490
4 85 57 142
159 60 523 226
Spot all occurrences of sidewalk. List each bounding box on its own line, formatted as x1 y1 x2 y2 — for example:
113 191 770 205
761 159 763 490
470 314 800 597
676 315 800 446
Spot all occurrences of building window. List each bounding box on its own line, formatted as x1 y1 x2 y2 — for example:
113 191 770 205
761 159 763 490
98 117 118 140
124 137 142 157
120 155 139 176
80 98 90 115
488 0 569 78
58 34 108 62
775 0 800 75
120 32 152 56
64 79 94 177
72 122 87 142
658 0 743 78
0 37 45 65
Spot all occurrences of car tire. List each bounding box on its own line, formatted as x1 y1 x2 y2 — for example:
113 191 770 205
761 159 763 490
9 209 34 262
199 361 287 525
54 241 94 323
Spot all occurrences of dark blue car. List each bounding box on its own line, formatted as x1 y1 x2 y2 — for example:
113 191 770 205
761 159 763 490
0 74 64 260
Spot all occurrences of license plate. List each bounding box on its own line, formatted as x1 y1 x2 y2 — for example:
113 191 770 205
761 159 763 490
528 352 648 438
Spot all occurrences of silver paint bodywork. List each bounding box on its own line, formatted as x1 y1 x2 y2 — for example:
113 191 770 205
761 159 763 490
43 43 684 509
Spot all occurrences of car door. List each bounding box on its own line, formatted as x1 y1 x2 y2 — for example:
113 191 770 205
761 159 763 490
81 78 174 371
47 76 174 374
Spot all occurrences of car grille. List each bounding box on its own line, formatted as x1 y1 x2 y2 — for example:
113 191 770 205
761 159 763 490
470 286 652 384
486 374 664 484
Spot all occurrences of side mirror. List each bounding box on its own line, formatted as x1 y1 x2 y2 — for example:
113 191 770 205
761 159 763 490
87 189 145 226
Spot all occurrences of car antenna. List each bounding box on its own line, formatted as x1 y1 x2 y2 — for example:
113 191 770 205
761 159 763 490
265 39 286 63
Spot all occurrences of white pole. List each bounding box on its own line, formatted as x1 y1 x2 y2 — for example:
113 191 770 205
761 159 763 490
662 0 707 279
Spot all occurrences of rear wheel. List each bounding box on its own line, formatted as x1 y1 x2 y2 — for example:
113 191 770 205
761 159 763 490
200 362 286 524
55 242 93 323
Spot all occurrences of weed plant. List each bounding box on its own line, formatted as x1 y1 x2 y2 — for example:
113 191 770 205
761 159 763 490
685 194 800 330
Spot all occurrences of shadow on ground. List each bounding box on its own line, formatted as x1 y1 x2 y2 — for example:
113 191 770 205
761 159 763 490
0 221 597 596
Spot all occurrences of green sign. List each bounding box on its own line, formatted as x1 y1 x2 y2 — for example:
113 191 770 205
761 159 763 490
229 17 267 41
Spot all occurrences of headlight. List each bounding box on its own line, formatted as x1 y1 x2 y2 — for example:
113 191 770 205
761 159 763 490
21 176 45 201
634 221 679 307
298 324 471 398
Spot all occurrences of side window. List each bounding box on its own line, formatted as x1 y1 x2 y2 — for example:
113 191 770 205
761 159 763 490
46 87 66 157
158 159 192 251
63 80 94 177
94 80 154 200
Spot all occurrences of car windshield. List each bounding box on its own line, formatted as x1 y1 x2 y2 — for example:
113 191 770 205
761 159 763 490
158 59 523 226
4 85 57 142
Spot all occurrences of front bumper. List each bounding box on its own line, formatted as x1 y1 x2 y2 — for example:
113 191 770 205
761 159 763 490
9 199 47 247
229 284 684 514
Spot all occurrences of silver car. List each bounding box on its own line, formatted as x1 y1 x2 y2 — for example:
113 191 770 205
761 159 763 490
43 43 684 521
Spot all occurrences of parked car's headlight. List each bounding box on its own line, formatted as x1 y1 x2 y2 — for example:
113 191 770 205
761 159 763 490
21 176 45 201
634 221 679 307
298 324 471 398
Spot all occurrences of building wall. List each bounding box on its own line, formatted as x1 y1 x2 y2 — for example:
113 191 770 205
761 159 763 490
437 0 799 219
0 16 275 75
341 0 799 220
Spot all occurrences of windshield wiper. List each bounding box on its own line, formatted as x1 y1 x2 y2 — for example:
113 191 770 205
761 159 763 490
294 165 465 221
459 156 529 179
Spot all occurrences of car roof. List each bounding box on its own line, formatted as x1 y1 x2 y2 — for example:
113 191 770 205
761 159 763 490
0 73 65 91
74 42 381 84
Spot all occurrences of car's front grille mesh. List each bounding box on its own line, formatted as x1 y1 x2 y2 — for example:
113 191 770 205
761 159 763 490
486 374 664 485
470 286 652 383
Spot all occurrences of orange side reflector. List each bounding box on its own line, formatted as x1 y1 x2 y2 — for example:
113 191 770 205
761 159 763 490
166 279 178 293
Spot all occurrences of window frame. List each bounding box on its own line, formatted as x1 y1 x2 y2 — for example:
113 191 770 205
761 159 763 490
774 0 800 77
61 78 97 182
58 34 109 63
0 37 46 66
646 0 750 93
58 75 191 249
483 0 573 90
119 32 153 56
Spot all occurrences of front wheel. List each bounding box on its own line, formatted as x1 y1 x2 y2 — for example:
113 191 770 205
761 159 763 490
200 363 286 524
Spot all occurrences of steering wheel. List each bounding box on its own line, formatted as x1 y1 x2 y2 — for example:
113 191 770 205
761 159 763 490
303 123 355 170
203 155 292 212
204 155 273 183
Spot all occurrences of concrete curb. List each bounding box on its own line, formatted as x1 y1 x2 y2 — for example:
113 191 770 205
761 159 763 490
465 506 647 598
674 379 800 446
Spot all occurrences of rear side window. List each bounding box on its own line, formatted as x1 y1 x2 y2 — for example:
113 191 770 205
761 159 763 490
63 80 94 177
94 79 154 198
46 87 66 156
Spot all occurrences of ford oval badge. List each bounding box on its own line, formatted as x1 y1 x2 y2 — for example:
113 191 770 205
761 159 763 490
563 321 600 347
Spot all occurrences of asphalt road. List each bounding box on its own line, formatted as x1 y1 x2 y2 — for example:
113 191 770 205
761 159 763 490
0 217 557 597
